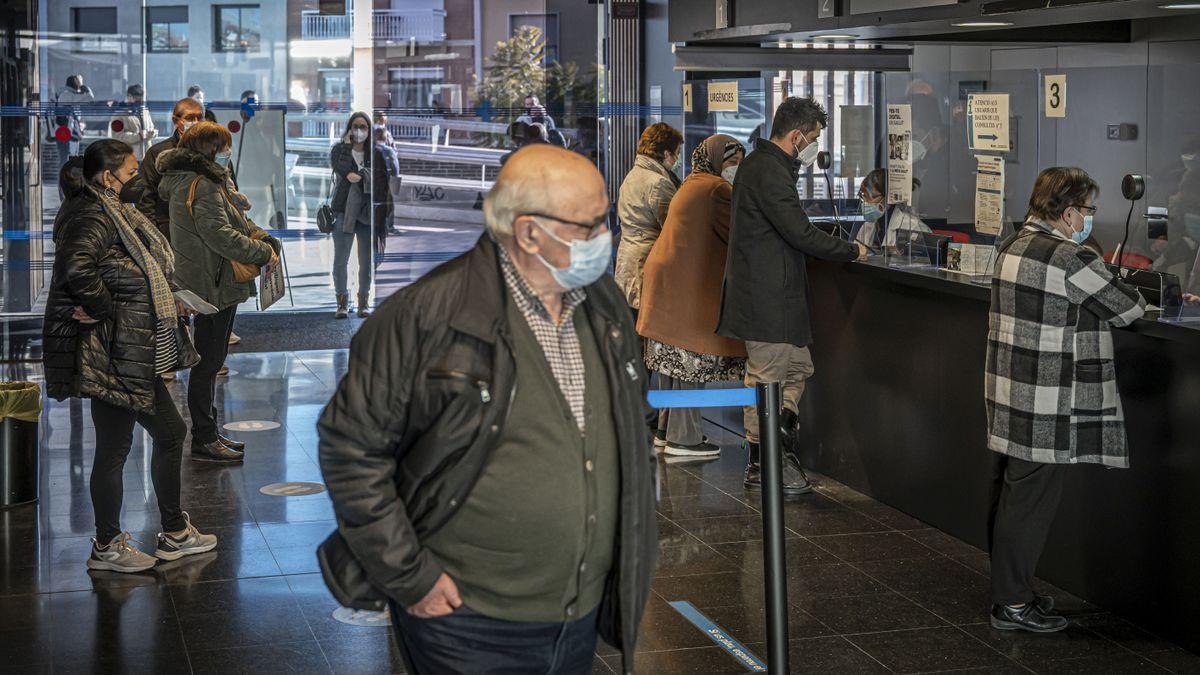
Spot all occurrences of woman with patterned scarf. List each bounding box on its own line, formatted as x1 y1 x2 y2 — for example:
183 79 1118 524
638 134 747 458
43 139 218 573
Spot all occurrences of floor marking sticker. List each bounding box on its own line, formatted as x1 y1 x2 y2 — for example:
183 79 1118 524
669 600 768 672
259 482 326 497
223 420 281 431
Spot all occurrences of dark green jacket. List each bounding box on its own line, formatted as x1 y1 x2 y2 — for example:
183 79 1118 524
157 147 272 310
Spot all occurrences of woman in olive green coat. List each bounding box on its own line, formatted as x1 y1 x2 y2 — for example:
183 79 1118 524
157 121 278 463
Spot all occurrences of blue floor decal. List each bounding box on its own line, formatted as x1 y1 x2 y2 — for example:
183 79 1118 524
668 600 768 672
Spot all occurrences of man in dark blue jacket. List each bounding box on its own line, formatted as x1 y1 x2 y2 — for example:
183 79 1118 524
717 97 867 494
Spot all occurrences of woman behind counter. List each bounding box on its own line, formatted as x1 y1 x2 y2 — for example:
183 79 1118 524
638 134 747 457
43 139 215 572
854 168 931 250
984 167 1145 633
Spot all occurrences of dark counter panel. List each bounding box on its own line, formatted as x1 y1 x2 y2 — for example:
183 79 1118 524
799 259 1200 654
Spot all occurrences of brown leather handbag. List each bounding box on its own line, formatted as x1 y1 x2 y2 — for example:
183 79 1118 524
185 176 268 283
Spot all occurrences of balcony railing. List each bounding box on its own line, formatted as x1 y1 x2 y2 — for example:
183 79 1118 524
300 10 447 43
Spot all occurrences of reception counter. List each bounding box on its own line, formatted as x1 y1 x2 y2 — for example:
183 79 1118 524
798 258 1200 653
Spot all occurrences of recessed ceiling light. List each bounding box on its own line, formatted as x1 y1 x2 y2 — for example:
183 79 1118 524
1159 2 1200 8
951 21 1015 27
813 34 857 39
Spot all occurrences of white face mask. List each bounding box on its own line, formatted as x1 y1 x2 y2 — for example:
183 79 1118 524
181 120 198 133
796 139 820 168
721 165 738 183
351 129 368 143
912 139 928 163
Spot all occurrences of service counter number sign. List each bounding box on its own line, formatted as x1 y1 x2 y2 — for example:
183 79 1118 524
968 93 1010 152
683 84 693 113
707 81 739 113
1044 74 1066 119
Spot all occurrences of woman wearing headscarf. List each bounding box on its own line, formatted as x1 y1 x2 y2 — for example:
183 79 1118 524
43 139 214 573
638 135 747 457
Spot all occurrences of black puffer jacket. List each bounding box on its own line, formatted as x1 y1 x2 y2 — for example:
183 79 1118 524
317 235 657 674
329 141 392 229
43 190 199 413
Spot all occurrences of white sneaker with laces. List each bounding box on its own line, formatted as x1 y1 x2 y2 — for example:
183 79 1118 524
87 532 158 573
228 332 241 345
155 512 218 561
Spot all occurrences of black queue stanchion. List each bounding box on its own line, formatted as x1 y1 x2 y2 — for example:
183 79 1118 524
647 382 790 672
756 382 789 673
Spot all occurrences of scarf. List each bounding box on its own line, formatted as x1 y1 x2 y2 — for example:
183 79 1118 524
689 133 742 177
95 187 178 325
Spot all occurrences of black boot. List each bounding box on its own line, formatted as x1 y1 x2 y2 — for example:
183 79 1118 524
190 440 244 464
990 602 1068 633
743 442 813 496
780 409 800 454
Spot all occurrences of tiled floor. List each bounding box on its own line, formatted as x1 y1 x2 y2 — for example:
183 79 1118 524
1 350 1197 674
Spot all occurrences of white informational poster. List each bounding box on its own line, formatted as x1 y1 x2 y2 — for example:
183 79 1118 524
886 104 912 206
707 81 739 112
945 243 998 276
1044 74 1066 119
968 93 1010 152
259 258 286 311
682 84 693 113
974 154 1005 236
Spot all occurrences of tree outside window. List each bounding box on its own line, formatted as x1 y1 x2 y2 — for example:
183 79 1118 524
147 6 189 53
214 4 261 53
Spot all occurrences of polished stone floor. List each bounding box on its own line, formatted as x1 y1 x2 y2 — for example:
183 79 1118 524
1 350 1197 674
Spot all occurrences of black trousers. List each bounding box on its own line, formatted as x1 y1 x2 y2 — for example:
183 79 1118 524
987 453 1067 606
389 603 598 675
90 378 188 543
188 305 237 444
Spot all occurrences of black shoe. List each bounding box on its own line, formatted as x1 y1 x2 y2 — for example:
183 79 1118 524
218 434 245 451
190 440 244 463
780 409 800 453
1035 594 1054 613
743 442 813 496
990 603 1068 633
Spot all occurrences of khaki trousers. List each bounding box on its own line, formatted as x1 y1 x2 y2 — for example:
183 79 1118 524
742 341 815 444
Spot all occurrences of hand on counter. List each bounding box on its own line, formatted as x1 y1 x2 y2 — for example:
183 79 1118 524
855 242 869 262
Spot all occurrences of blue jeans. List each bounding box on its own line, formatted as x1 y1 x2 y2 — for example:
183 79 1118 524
389 602 599 675
331 215 374 297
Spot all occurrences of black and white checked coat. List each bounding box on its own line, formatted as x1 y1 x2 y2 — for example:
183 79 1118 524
985 220 1146 467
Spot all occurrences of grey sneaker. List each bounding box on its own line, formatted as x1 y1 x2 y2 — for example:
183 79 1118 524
155 512 218 561
87 532 158 573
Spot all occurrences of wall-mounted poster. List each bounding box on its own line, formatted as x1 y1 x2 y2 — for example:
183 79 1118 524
887 104 912 206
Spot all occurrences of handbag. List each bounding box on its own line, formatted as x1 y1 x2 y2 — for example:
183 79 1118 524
316 203 336 234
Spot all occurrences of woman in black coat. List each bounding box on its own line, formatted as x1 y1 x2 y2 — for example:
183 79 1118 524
42 139 216 574
329 111 391 318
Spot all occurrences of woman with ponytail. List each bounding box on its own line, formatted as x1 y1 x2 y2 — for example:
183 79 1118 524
43 139 217 573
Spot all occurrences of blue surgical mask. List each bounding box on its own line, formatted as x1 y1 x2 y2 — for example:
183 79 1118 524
1072 214 1094 244
862 202 884 222
533 219 612 290
215 151 232 167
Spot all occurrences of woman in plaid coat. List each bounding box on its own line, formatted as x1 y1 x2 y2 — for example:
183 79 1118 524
985 167 1145 634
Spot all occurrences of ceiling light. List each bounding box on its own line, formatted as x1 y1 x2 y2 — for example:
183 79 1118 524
951 21 1014 27
812 34 857 39
1159 3 1200 8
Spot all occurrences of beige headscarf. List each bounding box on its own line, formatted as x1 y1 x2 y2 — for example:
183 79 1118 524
690 133 743 177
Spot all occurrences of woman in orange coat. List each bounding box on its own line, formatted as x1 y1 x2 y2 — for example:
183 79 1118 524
638 134 746 458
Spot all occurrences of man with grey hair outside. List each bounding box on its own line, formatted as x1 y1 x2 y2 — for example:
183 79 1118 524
318 144 657 674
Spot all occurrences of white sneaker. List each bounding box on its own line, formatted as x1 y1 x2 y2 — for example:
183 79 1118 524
155 512 218 561
217 364 229 377
87 532 158 573
664 440 721 457
228 332 241 345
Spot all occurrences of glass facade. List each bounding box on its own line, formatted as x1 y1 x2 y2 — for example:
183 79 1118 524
1 0 605 355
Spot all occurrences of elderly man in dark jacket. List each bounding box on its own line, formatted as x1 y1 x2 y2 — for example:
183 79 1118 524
317 144 657 675
137 97 204 240
717 97 867 495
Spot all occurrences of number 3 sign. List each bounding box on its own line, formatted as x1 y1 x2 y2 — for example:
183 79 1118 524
1044 74 1066 119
